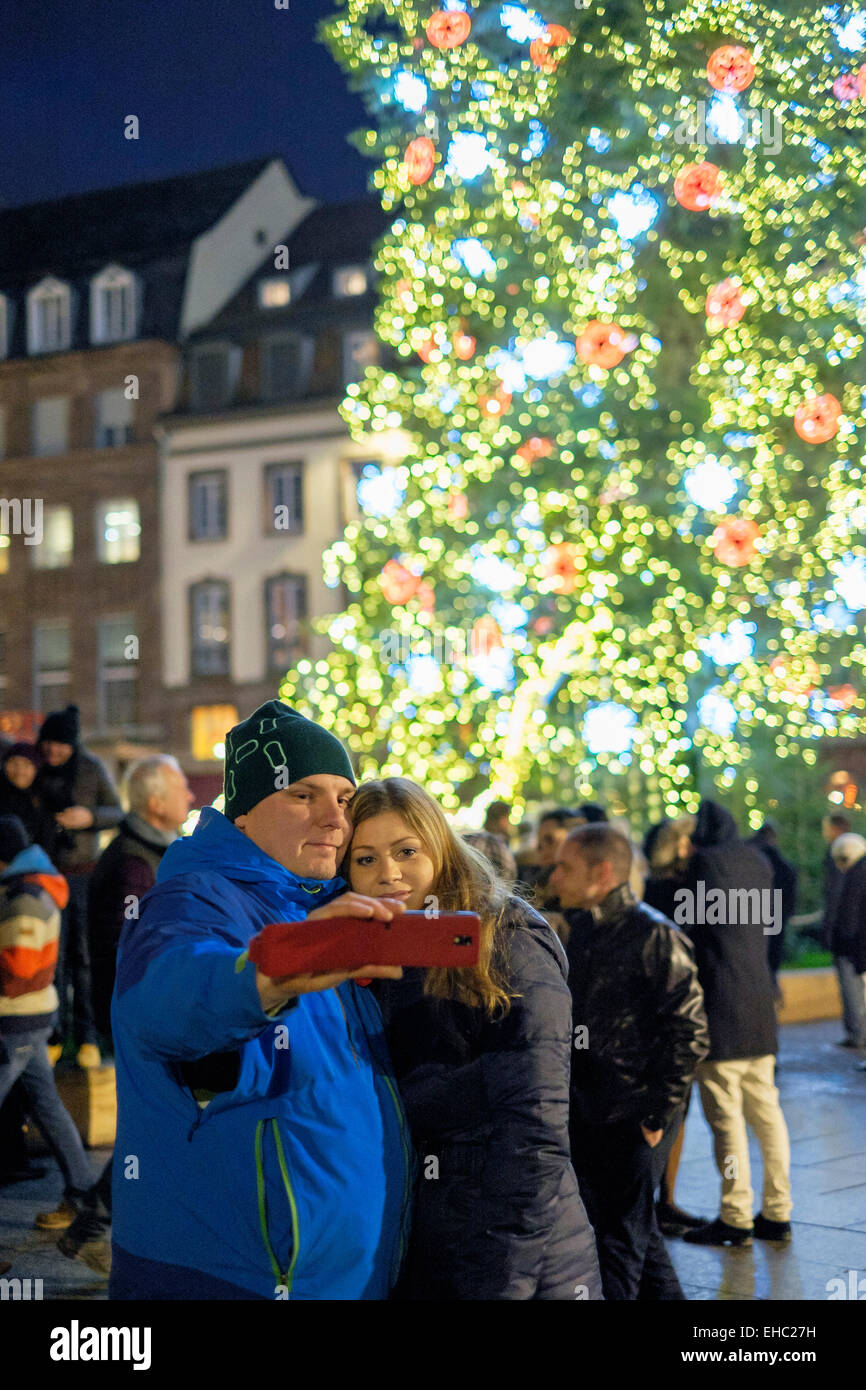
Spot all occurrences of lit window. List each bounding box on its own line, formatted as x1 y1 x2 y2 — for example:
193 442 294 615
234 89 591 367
95 499 140 564
191 704 238 762
90 266 138 344
27 278 72 355
190 581 231 677
95 387 134 447
0 534 9 576
32 506 73 570
32 397 69 456
98 617 138 728
333 265 369 297
258 279 291 309
265 574 307 673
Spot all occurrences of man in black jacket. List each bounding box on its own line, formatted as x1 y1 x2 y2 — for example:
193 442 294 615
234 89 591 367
551 824 709 1300
829 833 866 1070
34 704 123 1066
749 822 797 990
679 800 793 1247
822 814 865 1049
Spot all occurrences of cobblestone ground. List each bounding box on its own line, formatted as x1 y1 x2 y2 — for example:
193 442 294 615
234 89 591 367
1 1018 863 1301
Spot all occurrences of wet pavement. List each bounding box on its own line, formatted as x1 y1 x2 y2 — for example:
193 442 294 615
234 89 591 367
1 1018 864 1301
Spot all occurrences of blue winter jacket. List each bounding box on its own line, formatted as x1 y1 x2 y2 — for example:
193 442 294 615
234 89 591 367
110 807 413 1300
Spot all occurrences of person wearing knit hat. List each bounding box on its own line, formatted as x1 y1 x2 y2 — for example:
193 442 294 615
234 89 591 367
110 699 412 1302
34 705 123 1070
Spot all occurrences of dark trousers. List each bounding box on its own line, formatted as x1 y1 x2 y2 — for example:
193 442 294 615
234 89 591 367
55 872 98 1047
570 1112 685 1301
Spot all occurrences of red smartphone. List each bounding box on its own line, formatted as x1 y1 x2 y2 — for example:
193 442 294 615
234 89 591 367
248 911 480 976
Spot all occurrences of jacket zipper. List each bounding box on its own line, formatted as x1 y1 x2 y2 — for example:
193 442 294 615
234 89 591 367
381 1075 412 1285
256 1118 301 1297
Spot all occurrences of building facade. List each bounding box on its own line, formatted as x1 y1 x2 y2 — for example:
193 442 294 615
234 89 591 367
158 197 409 792
0 157 314 768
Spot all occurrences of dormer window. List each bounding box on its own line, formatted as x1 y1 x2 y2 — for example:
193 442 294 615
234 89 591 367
258 278 291 309
332 265 369 298
90 265 138 344
27 277 72 355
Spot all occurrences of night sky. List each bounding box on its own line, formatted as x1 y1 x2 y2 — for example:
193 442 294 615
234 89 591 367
2 0 370 208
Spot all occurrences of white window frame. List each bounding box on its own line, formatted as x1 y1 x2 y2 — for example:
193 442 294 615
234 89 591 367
94 386 134 447
33 620 71 711
32 396 70 457
90 265 138 345
97 615 138 729
27 277 73 355
188 470 228 542
190 580 231 677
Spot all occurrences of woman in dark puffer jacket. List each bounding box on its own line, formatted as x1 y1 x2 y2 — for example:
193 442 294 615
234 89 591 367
347 778 602 1301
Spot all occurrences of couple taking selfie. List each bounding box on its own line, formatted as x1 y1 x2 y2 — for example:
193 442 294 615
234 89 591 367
109 700 603 1301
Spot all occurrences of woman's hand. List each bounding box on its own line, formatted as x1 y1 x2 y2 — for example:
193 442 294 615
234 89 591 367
255 893 406 1010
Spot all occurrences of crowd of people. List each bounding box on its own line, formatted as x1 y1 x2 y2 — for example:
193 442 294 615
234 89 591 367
0 698 863 1300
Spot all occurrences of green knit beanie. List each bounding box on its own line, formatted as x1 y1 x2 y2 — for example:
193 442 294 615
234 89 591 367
223 700 356 821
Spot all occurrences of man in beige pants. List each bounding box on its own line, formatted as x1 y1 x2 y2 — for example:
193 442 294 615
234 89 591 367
677 801 793 1247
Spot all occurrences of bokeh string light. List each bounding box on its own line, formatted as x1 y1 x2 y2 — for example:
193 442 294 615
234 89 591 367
279 0 866 820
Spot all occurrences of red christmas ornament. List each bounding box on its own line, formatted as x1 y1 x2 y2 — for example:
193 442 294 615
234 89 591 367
452 322 476 359
543 543 581 594
793 394 842 443
835 72 861 101
416 334 443 363
829 683 858 710
858 64 866 98
712 518 760 567
576 320 630 368
530 23 571 71
380 560 421 605
531 615 555 635
769 655 819 695
707 45 755 93
396 278 412 297
674 162 723 211
416 581 436 614
506 283 520 295
479 387 512 418
447 489 469 521
516 435 554 463
404 136 436 185
470 616 503 658
426 9 471 48
705 277 745 326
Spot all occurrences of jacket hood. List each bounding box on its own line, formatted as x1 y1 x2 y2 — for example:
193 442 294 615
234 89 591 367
0 842 68 909
157 804 347 899
692 800 739 847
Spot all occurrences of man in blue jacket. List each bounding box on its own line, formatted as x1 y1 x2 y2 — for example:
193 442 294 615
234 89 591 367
110 701 412 1300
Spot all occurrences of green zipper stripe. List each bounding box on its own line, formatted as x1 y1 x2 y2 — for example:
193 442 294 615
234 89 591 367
382 1073 412 1278
255 1120 283 1288
271 1121 301 1296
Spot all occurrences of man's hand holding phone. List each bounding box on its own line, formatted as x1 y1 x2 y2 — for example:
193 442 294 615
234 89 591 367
255 893 406 1012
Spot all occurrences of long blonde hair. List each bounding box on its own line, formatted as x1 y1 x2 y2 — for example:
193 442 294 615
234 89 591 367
347 778 514 1017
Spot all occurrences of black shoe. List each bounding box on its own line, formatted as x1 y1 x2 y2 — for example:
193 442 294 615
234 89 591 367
753 1213 792 1243
683 1217 753 1247
656 1201 706 1237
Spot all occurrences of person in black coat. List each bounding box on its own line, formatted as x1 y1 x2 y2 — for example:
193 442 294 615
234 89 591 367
828 835 866 1069
0 743 56 853
348 777 603 1301
679 800 794 1247
749 822 797 986
550 823 709 1300
822 814 865 1049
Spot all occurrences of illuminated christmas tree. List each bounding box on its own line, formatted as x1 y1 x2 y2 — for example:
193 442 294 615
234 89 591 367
281 0 866 823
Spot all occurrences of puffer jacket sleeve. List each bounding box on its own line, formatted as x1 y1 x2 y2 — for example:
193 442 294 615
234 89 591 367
420 922 576 1300
81 754 124 832
643 924 710 1130
112 878 296 1061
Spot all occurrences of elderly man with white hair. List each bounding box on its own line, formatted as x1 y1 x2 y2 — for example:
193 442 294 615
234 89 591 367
830 832 866 1067
57 754 193 1275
